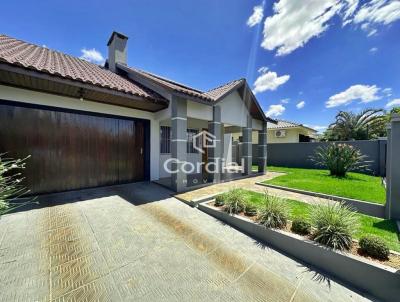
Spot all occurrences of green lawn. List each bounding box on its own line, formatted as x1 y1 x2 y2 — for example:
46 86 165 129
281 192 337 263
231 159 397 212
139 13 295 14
239 190 399 252
262 166 386 204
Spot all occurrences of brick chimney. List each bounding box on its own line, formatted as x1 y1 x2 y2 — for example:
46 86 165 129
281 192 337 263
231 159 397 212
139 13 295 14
107 31 128 72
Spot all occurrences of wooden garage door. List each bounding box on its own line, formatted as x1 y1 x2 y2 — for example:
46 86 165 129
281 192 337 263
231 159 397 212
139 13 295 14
0 101 148 195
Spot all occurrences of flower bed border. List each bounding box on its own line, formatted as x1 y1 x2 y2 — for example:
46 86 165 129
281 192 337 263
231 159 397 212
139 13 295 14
198 202 399 302
257 182 385 218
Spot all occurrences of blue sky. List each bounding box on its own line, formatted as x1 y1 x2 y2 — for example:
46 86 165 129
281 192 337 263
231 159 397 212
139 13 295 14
1 0 400 131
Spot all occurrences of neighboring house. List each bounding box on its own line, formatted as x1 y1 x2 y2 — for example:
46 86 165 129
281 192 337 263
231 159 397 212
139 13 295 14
0 32 275 194
267 120 317 143
232 120 317 144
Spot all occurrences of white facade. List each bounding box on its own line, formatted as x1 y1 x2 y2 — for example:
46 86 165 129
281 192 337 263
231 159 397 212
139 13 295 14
0 84 265 181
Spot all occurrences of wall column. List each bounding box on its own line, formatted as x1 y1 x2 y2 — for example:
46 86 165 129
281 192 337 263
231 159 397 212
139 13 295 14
208 106 222 183
242 115 252 175
171 96 187 192
386 114 400 219
258 122 267 173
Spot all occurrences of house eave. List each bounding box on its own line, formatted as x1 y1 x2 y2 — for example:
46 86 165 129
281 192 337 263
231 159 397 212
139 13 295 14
0 62 168 112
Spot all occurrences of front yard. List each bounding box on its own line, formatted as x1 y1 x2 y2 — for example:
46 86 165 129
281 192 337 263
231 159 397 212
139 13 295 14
238 190 399 252
263 166 386 204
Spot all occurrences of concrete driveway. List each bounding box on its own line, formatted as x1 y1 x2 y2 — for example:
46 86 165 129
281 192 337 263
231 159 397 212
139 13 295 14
0 182 371 302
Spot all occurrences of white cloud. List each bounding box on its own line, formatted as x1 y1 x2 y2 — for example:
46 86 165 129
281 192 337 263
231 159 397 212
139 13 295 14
369 47 378 53
352 0 400 36
367 28 378 36
257 66 269 73
265 104 286 117
261 0 357 56
247 4 264 27
260 0 400 55
80 48 105 64
253 67 290 94
386 99 400 108
326 84 381 108
353 0 400 25
296 101 306 109
383 87 393 96
280 98 290 104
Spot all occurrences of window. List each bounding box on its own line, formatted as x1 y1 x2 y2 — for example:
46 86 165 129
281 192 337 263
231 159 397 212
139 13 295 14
187 129 199 153
160 126 171 154
159 126 199 154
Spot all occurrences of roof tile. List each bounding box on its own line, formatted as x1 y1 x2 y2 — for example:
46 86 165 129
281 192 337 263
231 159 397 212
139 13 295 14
0 34 163 101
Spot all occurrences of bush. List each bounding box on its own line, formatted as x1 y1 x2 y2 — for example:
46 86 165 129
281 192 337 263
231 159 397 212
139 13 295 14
257 193 289 229
310 203 358 251
224 189 246 214
310 143 369 177
359 236 390 260
291 218 311 236
244 202 258 217
214 195 225 207
0 154 31 216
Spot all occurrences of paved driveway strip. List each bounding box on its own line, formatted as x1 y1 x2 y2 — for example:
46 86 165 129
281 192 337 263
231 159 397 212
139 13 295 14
0 183 371 301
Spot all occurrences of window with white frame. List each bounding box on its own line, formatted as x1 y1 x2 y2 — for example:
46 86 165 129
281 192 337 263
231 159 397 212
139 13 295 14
159 126 199 154
187 129 199 153
160 126 171 154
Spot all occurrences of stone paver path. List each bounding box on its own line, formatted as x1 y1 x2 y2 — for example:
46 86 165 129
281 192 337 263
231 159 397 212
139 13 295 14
0 182 369 301
176 172 334 206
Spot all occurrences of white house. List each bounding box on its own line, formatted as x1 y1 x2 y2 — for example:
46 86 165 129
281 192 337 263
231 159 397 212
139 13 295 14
0 32 275 193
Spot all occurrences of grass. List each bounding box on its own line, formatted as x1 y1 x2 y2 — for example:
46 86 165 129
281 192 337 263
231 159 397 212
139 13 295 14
262 166 386 205
239 190 399 252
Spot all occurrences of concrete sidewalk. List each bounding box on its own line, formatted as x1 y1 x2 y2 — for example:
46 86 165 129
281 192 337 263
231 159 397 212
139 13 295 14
175 172 333 206
0 182 370 301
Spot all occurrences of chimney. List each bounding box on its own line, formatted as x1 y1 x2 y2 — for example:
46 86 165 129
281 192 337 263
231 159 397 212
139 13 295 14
107 31 128 72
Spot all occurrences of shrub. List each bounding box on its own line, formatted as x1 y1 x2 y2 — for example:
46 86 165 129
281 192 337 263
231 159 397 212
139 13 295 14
224 189 246 214
0 154 31 216
359 236 390 260
257 193 289 229
244 202 258 217
291 218 311 236
310 203 358 251
214 195 225 207
310 143 369 177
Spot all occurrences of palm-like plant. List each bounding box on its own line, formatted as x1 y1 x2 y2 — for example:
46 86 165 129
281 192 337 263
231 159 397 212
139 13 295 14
328 109 386 141
0 154 32 215
311 143 370 177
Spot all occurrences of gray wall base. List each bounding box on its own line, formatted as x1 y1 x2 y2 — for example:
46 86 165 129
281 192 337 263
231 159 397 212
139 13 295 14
199 203 399 302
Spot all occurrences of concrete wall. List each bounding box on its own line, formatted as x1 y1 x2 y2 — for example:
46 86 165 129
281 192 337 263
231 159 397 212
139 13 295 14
260 140 387 175
218 91 248 127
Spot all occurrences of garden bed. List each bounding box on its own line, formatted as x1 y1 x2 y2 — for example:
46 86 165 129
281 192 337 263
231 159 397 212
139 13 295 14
218 201 400 270
241 190 399 252
199 201 400 302
264 166 386 205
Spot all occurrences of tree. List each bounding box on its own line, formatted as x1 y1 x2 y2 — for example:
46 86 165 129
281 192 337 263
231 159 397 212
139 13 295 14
325 109 386 141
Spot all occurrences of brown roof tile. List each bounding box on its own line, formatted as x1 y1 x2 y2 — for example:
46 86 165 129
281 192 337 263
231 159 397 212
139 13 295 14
203 79 244 100
129 67 245 103
268 119 316 132
0 34 163 101
129 67 214 101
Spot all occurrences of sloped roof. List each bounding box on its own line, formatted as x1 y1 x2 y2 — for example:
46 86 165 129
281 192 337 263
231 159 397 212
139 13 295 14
268 120 317 132
203 79 244 101
0 34 274 121
0 34 163 101
129 67 213 101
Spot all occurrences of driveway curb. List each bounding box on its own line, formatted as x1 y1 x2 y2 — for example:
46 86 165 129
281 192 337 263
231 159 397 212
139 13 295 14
198 202 399 302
